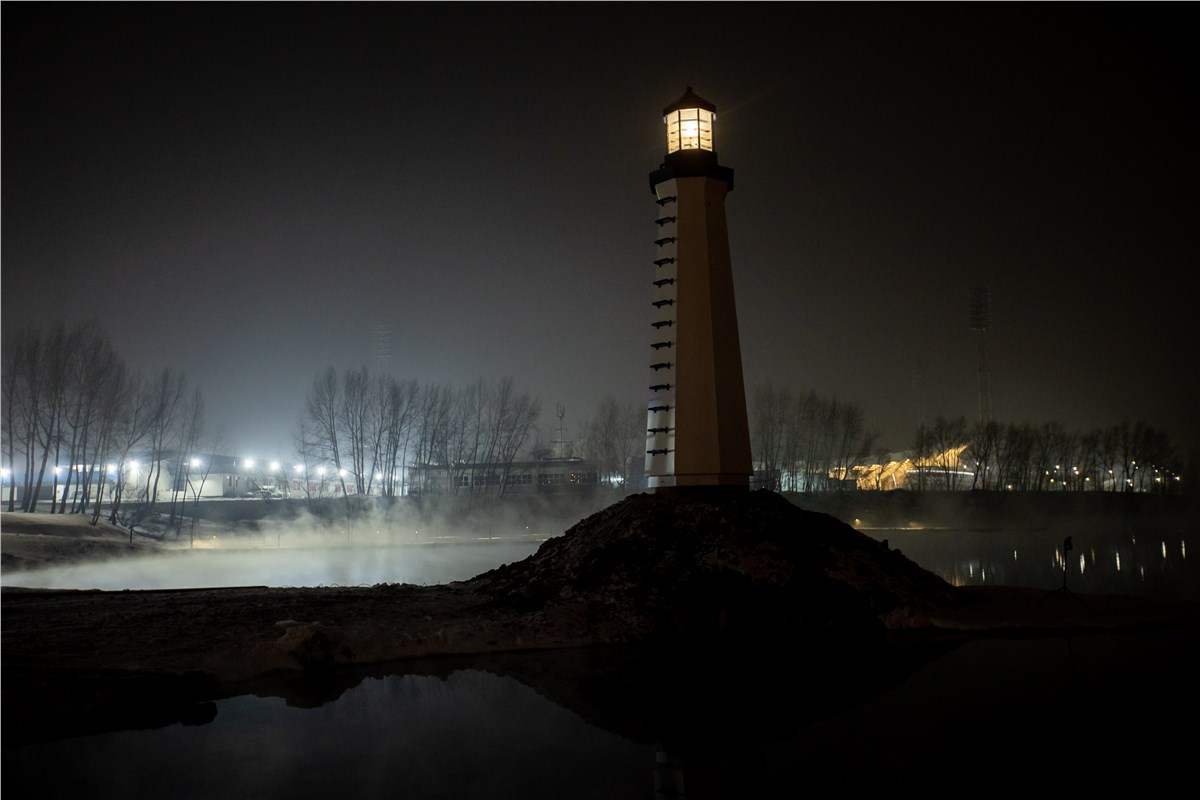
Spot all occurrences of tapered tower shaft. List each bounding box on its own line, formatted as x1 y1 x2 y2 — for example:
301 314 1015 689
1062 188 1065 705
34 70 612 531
644 88 752 491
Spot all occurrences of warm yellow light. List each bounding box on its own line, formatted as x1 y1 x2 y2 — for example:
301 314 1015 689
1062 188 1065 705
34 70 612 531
665 108 714 153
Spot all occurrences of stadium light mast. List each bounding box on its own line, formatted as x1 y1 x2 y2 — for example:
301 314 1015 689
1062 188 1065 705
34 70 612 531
643 87 752 492
969 286 993 426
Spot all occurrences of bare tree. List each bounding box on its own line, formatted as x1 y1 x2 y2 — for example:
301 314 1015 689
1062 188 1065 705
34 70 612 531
107 371 155 528
2 329 41 511
583 395 644 493
304 367 350 498
140 368 187 513
169 388 207 534
27 323 70 512
371 376 418 497
750 384 790 491
967 420 1002 490
87 363 133 525
490 378 540 496
185 426 225 547
339 366 373 494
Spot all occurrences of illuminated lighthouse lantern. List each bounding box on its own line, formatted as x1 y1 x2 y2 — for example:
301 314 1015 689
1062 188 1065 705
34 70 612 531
644 87 752 491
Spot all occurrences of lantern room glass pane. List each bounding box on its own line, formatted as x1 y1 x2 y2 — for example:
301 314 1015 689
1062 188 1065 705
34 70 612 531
665 109 714 154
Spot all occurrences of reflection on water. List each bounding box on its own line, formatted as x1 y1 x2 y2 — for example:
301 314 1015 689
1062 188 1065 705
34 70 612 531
866 526 1197 602
4 520 1198 797
4 628 1198 798
3 670 651 799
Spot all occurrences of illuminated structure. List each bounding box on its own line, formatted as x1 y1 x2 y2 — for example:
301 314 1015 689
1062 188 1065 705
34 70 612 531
643 88 752 491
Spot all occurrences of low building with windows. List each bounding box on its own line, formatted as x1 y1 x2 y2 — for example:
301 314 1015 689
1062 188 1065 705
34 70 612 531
408 457 600 497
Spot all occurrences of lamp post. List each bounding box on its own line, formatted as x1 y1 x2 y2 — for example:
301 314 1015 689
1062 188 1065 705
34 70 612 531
643 88 752 492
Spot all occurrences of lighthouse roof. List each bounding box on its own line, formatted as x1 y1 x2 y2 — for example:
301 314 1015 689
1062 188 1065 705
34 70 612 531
663 86 716 116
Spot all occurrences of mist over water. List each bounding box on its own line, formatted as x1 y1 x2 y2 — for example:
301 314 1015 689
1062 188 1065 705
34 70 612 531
1 539 545 591
2 495 606 590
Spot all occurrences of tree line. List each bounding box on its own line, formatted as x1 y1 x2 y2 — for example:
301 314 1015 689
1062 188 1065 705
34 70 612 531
5 321 1184 520
750 384 878 491
294 367 541 499
2 321 216 527
747 381 1184 494
912 416 1180 493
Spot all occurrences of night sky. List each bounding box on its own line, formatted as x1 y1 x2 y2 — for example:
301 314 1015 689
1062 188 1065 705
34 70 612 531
3 3 1195 461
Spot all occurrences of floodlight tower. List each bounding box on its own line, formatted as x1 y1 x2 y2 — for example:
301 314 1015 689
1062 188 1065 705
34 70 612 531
643 88 752 492
969 286 993 425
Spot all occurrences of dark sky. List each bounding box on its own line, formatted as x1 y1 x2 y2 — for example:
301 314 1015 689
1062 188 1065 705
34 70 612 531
3 3 1196 460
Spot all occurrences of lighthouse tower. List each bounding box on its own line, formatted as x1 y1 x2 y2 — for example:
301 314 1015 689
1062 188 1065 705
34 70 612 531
643 87 752 492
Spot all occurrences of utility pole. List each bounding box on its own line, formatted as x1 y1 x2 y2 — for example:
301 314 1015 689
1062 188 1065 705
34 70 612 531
969 286 993 426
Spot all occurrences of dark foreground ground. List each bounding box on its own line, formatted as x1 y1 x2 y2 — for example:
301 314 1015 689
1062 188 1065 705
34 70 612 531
3 490 1198 747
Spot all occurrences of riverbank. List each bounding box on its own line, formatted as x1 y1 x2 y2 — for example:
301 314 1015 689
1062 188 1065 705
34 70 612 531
4 491 1197 683
3 489 1198 752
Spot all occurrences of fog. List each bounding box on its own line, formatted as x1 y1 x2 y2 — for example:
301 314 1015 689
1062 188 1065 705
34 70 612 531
1 495 610 591
2 540 544 592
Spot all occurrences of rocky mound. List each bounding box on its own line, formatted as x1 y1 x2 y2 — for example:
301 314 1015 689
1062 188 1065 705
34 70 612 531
468 489 961 642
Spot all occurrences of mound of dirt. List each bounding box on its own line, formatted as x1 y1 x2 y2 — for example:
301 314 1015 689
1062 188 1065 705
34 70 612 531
468 489 962 641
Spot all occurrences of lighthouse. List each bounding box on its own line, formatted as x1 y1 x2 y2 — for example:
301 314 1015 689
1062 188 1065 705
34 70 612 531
643 87 753 492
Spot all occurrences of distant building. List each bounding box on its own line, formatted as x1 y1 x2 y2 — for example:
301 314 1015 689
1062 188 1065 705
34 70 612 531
845 445 974 490
407 457 600 497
